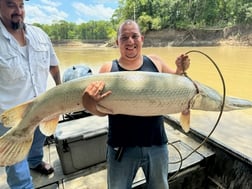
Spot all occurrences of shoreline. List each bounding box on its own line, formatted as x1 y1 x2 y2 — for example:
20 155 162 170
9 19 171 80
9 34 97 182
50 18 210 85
53 39 252 48
53 26 252 47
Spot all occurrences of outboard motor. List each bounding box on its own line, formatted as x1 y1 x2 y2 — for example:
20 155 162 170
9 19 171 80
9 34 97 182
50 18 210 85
62 65 92 83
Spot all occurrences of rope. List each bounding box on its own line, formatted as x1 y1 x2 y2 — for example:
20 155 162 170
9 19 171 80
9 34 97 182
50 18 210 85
168 50 226 181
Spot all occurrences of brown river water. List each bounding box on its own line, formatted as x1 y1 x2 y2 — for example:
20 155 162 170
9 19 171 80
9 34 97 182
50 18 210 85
49 45 252 160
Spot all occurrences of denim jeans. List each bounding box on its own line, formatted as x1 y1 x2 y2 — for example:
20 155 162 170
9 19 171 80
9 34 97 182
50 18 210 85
107 144 169 189
0 124 46 189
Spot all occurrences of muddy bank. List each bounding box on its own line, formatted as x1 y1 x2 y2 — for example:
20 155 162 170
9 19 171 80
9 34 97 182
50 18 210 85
143 25 252 47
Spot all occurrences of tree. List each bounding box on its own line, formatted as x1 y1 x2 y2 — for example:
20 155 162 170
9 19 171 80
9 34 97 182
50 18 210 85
33 0 252 41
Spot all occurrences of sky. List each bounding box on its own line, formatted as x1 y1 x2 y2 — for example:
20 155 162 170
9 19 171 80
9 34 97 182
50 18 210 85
24 0 118 25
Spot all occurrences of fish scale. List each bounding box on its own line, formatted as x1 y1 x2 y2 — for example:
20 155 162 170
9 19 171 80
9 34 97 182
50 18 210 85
0 71 252 166
97 72 196 115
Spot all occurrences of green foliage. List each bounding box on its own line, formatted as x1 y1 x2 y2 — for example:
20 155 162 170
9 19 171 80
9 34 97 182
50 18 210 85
113 0 252 29
33 0 252 41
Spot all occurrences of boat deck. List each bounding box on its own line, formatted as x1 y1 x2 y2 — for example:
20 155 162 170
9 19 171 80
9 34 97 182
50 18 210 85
0 115 215 189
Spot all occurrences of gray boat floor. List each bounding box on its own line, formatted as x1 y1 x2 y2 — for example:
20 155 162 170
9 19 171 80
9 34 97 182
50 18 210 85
0 115 216 189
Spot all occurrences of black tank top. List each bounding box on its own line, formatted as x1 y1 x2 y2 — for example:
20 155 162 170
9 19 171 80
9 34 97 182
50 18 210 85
107 55 168 147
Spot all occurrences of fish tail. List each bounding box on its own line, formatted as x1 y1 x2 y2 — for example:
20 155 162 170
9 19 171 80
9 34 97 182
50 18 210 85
225 96 252 110
0 100 33 128
0 131 33 166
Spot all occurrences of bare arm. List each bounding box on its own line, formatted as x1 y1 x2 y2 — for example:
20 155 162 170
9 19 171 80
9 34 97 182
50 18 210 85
99 62 113 73
148 54 190 74
50 65 61 85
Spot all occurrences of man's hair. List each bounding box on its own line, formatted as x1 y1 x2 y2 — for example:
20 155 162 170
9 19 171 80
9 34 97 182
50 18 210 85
117 19 141 37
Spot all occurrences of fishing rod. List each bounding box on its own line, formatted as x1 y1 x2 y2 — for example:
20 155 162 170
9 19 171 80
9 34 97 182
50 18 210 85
168 50 226 181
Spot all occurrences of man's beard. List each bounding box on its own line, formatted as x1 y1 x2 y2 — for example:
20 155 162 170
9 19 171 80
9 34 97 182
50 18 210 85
11 21 25 30
11 14 25 30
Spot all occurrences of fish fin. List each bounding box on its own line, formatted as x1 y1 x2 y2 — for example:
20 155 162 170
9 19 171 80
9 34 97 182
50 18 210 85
180 109 190 133
0 129 34 166
0 100 33 128
39 116 60 136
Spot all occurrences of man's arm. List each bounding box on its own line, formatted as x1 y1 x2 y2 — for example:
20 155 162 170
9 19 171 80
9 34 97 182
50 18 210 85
148 54 190 74
50 65 61 85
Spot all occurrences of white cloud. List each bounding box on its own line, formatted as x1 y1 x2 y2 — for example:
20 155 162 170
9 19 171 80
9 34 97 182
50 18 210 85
72 2 114 21
24 0 116 24
25 4 68 24
76 18 86 25
40 0 61 7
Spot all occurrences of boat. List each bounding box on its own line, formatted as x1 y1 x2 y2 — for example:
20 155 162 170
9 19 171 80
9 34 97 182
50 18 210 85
0 109 251 189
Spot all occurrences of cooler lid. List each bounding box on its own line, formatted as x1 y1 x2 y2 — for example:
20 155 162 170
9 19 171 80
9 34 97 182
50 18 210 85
55 115 108 140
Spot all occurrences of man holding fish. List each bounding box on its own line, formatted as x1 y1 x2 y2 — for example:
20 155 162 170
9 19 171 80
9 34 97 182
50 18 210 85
82 20 190 189
0 0 61 188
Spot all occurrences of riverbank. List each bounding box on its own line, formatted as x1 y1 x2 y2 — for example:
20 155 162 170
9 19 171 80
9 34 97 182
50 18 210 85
53 25 252 47
144 26 252 47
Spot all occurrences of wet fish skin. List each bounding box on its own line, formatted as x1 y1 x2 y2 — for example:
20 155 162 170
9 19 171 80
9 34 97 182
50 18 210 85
0 71 252 166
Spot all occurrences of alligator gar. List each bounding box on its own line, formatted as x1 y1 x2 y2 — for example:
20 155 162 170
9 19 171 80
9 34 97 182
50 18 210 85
0 71 251 166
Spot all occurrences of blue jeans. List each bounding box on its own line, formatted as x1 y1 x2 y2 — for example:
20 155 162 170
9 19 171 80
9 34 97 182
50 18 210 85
107 145 169 189
0 124 46 189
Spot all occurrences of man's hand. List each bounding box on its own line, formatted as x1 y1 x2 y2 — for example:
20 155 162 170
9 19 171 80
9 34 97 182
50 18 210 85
175 54 190 74
82 81 112 116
